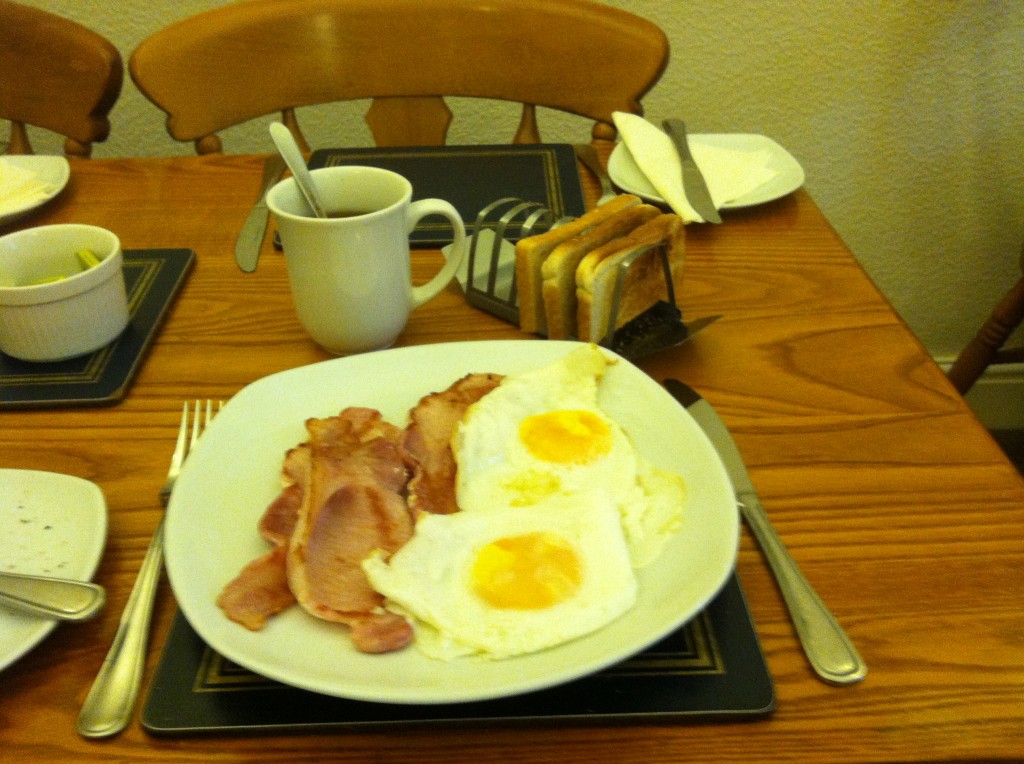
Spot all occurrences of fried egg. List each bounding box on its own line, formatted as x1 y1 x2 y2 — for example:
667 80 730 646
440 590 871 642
452 343 686 567
362 493 637 660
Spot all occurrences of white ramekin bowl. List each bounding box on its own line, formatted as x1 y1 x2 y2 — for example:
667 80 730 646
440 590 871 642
0 224 129 362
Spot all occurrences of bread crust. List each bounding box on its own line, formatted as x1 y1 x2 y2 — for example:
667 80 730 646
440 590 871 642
541 204 660 339
575 214 685 343
514 194 641 334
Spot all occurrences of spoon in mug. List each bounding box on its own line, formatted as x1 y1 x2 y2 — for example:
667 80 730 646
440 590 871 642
0 571 105 622
269 122 327 219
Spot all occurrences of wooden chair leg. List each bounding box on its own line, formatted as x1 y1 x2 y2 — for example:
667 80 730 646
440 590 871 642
64 137 91 157
8 121 33 154
947 275 1024 394
281 109 309 153
511 104 540 144
195 134 223 154
365 97 451 147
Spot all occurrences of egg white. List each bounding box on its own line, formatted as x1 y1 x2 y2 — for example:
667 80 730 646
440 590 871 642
453 343 687 567
455 344 634 504
362 493 637 660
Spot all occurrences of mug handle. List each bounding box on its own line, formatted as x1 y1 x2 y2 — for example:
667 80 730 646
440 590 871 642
406 199 467 308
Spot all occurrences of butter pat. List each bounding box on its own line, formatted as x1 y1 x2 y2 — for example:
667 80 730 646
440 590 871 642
19 248 102 287
76 248 102 269
25 274 67 286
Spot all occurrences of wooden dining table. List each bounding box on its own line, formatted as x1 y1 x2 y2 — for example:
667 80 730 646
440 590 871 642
1 148 1022 763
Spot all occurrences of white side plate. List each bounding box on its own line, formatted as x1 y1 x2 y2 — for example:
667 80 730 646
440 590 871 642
609 133 805 208
0 469 107 672
0 156 71 226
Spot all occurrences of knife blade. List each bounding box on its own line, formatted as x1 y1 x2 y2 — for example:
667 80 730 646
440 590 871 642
663 378 867 686
661 119 722 224
234 154 287 272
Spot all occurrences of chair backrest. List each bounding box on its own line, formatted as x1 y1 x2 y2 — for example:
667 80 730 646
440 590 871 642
947 243 1024 394
129 0 668 154
0 1 123 157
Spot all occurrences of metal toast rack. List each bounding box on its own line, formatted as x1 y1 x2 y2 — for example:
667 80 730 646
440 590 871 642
461 197 716 360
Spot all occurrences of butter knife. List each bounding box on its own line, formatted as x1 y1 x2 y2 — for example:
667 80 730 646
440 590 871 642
661 119 722 224
234 153 287 272
664 379 867 686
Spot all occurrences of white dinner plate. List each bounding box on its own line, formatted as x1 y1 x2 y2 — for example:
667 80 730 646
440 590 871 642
164 340 738 704
609 133 805 208
0 155 71 226
0 469 107 672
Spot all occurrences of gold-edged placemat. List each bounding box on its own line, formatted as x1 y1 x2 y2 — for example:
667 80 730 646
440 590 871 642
0 249 194 409
141 573 773 735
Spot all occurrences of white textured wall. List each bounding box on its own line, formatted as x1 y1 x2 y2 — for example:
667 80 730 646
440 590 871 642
8 0 1024 361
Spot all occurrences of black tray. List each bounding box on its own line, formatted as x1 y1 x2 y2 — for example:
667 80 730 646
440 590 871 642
307 144 587 247
0 249 194 408
141 573 773 735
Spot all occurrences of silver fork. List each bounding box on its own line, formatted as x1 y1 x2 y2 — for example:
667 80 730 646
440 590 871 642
77 400 218 739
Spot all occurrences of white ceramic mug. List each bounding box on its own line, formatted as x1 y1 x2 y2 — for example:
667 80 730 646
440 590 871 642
266 166 466 355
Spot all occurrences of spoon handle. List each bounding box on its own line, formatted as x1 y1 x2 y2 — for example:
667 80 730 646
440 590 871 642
269 122 326 218
0 571 105 621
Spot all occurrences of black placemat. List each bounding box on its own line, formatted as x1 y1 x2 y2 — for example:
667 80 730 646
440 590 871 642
141 573 773 736
307 144 586 247
0 249 194 408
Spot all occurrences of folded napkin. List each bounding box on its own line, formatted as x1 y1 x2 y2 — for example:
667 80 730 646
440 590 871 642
613 112 777 223
0 158 57 216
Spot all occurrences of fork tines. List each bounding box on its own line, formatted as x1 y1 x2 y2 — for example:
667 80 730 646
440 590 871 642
160 400 220 506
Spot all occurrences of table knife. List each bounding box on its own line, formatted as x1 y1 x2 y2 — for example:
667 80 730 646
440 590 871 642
0 571 105 621
663 378 868 686
661 119 722 224
234 154 287 272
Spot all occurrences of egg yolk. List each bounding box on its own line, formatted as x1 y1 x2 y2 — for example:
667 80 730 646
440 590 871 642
519 410 611 464
471 532 582 609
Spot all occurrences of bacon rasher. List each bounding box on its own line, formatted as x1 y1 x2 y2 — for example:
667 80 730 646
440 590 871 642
285 409 414 652
402 373 502 516
217 373 503 654
218 408 414 652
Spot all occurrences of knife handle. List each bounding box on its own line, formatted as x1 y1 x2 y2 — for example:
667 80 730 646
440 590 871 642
738 490 867 685
235 203 271 272
235 154 286 272
0 572 105 621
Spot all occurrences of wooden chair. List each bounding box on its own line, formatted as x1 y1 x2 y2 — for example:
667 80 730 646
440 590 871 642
947 242 1024 395
0 0 123 157
128 0 668 154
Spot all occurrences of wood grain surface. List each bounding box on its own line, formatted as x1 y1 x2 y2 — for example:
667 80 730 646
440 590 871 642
1 151 1022 763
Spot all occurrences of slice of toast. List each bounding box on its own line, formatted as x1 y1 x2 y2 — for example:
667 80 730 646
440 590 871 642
575 214 685 343
540 204 660 340
514 194 641 335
